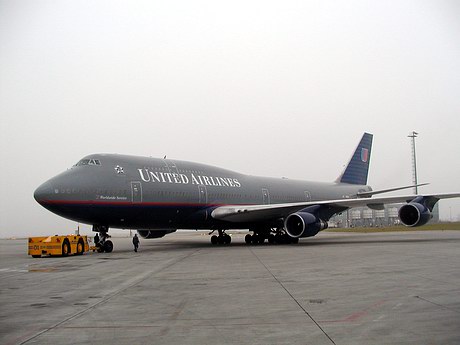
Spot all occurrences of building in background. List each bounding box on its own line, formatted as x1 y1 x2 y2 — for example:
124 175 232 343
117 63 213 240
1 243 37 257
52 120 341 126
329 204 440 228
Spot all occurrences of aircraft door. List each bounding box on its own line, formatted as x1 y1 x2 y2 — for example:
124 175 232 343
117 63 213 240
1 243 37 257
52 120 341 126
262 188 270 204
198 185 207 204
131 182 142 203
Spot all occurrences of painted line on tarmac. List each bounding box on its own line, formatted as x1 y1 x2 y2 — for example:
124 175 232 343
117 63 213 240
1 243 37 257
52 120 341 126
248 247 337 345
17 248 202 345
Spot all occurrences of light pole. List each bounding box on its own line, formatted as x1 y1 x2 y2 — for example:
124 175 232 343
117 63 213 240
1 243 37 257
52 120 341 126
408 131 419 194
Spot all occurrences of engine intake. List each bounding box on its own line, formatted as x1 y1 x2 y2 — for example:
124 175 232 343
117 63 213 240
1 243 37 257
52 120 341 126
137 229 176 239
284 212 328 238
398 203 432 227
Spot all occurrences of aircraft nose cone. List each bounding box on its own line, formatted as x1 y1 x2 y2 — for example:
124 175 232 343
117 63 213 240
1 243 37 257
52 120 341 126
34 181 53 204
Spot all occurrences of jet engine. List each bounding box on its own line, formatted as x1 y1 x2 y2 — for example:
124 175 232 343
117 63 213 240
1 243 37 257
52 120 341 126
398 203 432 227
137 229 177 239
284 212 328 238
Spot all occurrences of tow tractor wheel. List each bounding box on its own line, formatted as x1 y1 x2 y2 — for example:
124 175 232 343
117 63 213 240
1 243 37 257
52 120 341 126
103 240 114 253
62 241 70 256
76 240 84 255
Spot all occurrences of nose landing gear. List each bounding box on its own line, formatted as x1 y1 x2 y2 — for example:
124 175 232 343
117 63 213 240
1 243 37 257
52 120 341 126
93 225 114 253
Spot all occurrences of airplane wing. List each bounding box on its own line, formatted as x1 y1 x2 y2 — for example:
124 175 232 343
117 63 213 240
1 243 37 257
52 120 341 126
210 193 460 223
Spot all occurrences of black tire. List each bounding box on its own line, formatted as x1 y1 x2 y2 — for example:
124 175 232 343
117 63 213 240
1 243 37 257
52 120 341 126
217 235 225 245
76 240 84 255
211 235 218 245
103 240 113 253
274 234 283 244
62 241 70 256
258 236 265 244
224 235 231 245
283 234 292 244
96 243 104 253
32 255 41 258
251 234 259 245
291 237 299 244
245 234 252 244
268 235 275 244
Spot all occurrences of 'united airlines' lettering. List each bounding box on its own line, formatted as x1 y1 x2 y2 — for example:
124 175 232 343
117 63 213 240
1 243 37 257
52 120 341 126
138 169 241 188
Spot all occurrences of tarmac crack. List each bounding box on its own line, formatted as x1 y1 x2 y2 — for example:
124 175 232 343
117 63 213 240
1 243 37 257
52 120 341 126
248 247 336 345
17 248 202 345
414 295 460 314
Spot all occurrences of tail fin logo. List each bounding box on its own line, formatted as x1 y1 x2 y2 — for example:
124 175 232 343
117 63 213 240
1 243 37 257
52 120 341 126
361 148 369 163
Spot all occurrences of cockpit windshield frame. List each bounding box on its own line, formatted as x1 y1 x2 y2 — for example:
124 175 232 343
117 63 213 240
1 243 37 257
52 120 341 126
74 159 102 167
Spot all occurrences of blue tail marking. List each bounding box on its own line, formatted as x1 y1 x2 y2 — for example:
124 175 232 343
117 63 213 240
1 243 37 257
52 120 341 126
338 133 373 185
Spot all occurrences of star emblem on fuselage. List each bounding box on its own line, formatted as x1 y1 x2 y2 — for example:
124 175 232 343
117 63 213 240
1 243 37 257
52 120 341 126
114 165 125 174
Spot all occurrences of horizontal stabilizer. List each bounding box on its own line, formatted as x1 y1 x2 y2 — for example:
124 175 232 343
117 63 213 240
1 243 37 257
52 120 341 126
356 183 429 198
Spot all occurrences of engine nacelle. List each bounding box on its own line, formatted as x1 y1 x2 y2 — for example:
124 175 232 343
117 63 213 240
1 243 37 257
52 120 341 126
398 203 432 227
137 229 176 239
284 212 328 238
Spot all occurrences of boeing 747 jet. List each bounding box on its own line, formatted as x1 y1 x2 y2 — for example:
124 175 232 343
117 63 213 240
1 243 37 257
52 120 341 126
34 133 460 252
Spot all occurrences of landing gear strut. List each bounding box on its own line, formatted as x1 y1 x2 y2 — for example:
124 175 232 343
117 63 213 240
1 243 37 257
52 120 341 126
245 227 299 245
209 229 231 245
244 226 271 245
93 225 114 253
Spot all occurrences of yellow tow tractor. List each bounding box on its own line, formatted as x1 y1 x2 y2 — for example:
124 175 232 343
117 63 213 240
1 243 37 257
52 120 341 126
28 234 90 258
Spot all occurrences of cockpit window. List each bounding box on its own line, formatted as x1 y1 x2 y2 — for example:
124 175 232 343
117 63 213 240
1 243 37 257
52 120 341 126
75 159 101 166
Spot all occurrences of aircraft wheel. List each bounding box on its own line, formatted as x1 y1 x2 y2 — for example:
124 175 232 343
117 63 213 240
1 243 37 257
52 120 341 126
211 235 218 245
245 234 252 244
291 237 299 244
217 235 225 245
251 234 259 245
224 235 231 245
274 234 282 244
103 240 113 253
258 236 265 244
268 235 275 244
283 234 292 244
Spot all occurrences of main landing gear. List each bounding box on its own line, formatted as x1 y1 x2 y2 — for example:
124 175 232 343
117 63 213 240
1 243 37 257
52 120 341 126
245 227 299 245
209 229 231 245
93 225 114 253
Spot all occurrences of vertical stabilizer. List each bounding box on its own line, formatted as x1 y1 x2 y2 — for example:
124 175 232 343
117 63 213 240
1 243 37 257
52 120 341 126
336 133 373 185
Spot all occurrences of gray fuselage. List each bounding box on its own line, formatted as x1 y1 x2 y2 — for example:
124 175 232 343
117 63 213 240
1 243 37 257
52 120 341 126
34 154 371 231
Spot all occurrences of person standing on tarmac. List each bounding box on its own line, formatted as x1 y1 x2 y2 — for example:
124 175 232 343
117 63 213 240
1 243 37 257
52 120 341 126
133 233 140 252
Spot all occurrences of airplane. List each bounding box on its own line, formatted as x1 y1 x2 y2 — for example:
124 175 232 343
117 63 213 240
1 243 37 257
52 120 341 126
34 133 460 252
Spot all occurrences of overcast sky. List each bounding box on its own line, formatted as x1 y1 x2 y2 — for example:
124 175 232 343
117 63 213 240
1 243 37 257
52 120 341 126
1 0 459 238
